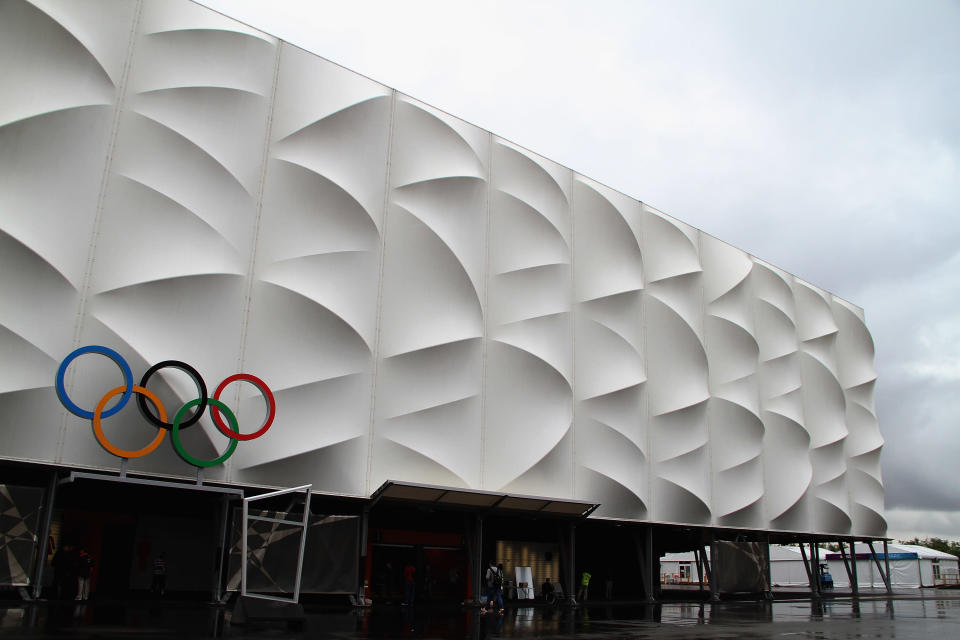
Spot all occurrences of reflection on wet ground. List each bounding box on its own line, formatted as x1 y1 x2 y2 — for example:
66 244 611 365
2 593 960 639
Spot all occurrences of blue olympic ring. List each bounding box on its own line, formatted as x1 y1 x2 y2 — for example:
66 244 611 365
56 345 134 419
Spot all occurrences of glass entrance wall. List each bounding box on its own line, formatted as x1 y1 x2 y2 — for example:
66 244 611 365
496 540 561 598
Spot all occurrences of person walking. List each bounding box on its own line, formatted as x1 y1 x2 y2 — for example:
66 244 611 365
577 570 592 602
483 560 504 614
402 561 416 605
151 553 167 596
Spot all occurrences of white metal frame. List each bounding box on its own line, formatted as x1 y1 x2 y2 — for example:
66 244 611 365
241 484 312 603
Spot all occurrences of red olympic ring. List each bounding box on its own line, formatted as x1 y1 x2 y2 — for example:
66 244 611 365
211 373 276 441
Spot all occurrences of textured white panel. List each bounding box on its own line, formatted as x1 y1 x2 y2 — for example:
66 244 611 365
0 0 135 462
0 0 126 127
0 1 124 289
701 234 763 528
640 206 710 524
0 0 887 536
370 96 488 491
58 0 278 477
91 0 277 292
795 280 851 534
486 139 573 495
751 261 812 530
832 298 885 536
573 177 647 519
234 45 392 495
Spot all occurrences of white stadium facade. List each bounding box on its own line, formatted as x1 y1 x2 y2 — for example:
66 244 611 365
0 0 888 602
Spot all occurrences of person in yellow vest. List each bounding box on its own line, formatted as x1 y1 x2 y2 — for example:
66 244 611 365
577 570 591 601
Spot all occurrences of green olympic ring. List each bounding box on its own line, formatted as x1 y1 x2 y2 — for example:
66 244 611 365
172 398 239 468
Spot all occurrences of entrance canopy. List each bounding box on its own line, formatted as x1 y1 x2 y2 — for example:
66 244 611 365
371 481 599 517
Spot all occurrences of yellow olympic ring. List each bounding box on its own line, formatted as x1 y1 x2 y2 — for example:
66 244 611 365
93 385 167 458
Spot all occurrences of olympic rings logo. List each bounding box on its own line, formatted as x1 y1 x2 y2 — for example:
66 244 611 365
55 345 275 468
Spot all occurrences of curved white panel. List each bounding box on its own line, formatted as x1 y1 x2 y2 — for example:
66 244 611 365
0 1 132 466
369 97 488 492
795 279 851 533
763 410 813 528
573 178 647 514
641 204 700 284
832 298 885 536
485 140 572 495
236 44 391 495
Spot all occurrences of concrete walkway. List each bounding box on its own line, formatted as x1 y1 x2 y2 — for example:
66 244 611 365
2 591 959 638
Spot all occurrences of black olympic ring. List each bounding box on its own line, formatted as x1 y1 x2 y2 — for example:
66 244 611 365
137 360 208 430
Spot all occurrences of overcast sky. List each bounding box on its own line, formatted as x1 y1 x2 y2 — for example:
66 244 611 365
199 0 960 542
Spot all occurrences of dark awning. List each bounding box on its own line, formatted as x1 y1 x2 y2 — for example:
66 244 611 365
370 480 600 518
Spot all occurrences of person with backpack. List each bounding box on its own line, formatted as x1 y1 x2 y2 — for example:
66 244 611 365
483 560 504 614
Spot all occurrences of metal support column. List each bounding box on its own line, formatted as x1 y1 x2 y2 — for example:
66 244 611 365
700 544 715 600
557 522 577 605
643 528 655 603
694 547 704 592
812 542 822 596
882 540 893 595
867 541 891 594
212 495 232 603
30 471 58 599
799 542 819 597
465 514 483 605
839 541 858 595
567 522 577 605
633 529 647 600
476 515 484 605
708 535 720 602
850 541 859 593
634 527 656 603
813 543 822 591
356 508 370 606
762 534 773 600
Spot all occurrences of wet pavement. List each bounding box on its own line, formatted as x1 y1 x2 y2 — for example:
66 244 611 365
2 592 960 639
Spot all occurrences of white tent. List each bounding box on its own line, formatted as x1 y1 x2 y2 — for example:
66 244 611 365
660 550 703 584
660 546 831 587
768 545 829 587
663 544 960 589
825 543 960 589
898 544 960 586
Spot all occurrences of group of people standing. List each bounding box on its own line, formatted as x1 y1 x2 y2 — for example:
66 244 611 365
395 557 598 611
51 542 94 601
484 566 594 609
49 539 169 600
